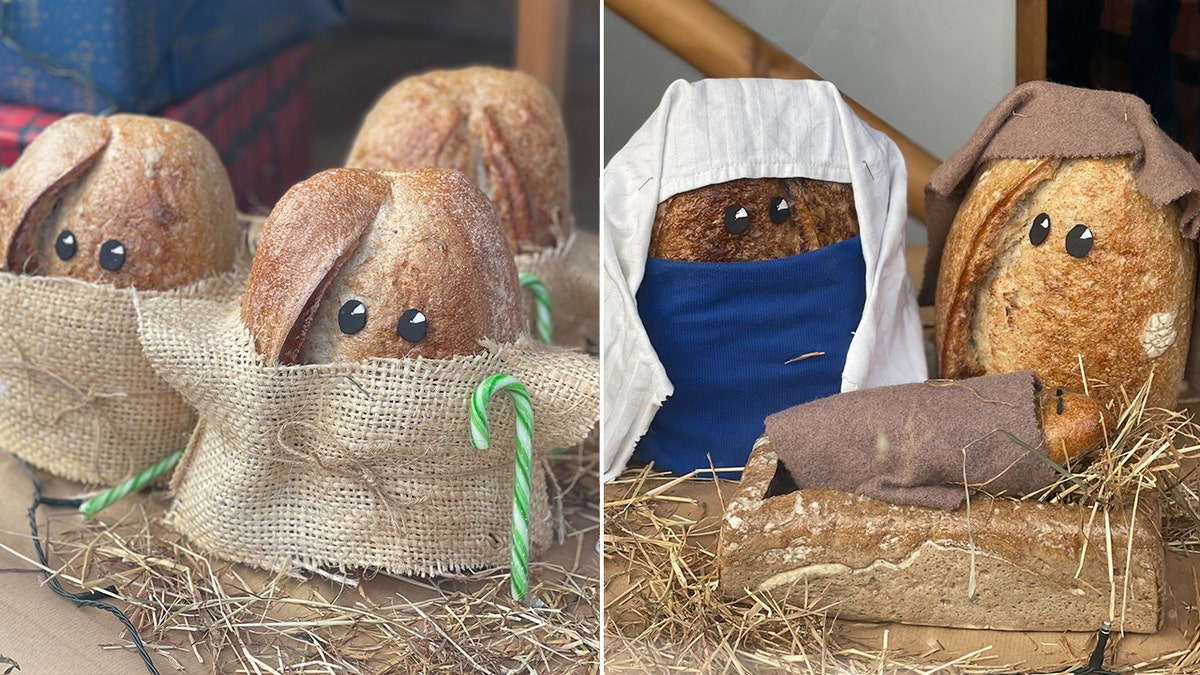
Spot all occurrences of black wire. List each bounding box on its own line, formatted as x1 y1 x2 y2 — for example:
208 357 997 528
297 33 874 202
18 459 159 675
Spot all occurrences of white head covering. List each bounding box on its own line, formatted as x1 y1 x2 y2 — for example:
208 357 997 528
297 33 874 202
601 78 926 482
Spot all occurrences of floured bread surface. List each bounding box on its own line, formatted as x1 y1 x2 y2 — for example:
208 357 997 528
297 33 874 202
936 156 1197 408
716 439 1165 633
347 66 570 253
0 113 238 289
299 169 522 362
242 167 522 364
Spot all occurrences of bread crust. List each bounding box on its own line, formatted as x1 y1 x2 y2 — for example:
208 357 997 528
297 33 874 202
648 177 858 262
935 156 1197 409
1036 387 1109 465
0 114 110 273
241 168 390 364
347 66 569 254
0 114 239 289
717 439 1165 633
243 168 522 364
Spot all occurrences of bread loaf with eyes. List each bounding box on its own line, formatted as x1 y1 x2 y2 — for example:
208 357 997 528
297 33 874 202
347 66 570 254
935 156 1197 409
648 177 858 262
0 113 239 289
241 167 522 364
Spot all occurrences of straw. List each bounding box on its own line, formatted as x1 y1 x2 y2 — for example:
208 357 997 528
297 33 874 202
470 373 534 604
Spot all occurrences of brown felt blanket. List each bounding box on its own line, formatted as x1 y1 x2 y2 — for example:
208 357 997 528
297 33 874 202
921 80 1200 306
764 371 1057 510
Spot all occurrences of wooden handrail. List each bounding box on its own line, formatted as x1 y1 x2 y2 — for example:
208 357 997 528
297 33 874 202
606 0 942 222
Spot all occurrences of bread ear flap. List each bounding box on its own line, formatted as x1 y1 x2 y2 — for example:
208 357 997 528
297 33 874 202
241 168 391 364
479 107 536 253
0 114 110 273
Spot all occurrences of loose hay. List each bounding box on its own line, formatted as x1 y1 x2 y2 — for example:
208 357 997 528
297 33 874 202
11 438 600 674
603 378 1200 674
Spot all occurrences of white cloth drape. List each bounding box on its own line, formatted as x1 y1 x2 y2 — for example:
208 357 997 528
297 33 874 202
601 78 927 482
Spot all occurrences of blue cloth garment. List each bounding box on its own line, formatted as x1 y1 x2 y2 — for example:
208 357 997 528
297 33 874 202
634 236 867 478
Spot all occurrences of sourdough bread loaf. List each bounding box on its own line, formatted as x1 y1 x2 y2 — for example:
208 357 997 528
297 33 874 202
717 438 1164 633
648 177 858 262
0 113 239 289
347 66 570 254
935 156 1197 409
242 167 522 364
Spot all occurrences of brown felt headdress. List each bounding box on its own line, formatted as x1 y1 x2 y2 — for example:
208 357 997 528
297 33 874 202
921 80 1200 306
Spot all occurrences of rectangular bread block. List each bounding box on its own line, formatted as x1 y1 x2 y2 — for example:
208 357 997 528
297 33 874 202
716 437 1165 633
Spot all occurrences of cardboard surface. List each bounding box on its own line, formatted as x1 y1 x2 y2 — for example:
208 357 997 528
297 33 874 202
0 449 600 674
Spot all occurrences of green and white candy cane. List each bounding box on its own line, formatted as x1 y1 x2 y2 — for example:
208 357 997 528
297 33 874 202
518 272 553 344
469 373 534 604
79 447 184 518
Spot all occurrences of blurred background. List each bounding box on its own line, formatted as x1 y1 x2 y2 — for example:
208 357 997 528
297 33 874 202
0 0 599 230
313 0 599 231
605 0 1199 243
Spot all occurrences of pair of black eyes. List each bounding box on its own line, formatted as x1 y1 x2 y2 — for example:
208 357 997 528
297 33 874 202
337 300 427 343
55 230 126 271
1029 213 1093 258
723 196 790 233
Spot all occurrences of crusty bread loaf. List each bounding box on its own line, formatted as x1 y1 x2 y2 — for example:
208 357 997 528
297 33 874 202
347 66 570 254
242 167 522 364
648 177 858 262
0 113 239 289
935 156 1197 409
1037 386 1109 465
717 438 1164 633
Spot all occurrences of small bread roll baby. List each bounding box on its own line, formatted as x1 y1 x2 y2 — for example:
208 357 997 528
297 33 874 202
0 113 239 288
347 66 569 254
241 167 522 364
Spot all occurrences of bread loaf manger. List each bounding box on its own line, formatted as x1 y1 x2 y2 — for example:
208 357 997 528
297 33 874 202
139 167 599 576
0 113 243 484
347 65 597 347
716 437 1165 633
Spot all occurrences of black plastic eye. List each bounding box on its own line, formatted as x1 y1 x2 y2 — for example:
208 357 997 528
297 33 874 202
98 239 125 271
338 299 367 335
397 308 427 343
54 230 76 261
724 204 749 234
1065 223 1094 258
1029 212 1050 246
768 196 790 224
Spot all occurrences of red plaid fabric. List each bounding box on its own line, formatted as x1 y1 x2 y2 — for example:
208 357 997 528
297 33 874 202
0 44 312 212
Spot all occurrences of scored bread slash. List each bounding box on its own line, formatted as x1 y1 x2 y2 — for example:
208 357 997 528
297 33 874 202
240 168 388 364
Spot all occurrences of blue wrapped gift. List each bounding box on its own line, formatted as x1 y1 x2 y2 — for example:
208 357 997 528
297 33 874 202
0 0 347 113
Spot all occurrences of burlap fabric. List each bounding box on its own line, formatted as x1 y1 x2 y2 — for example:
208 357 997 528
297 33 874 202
515 229 599 349
0 271 244 485
136 294 600 576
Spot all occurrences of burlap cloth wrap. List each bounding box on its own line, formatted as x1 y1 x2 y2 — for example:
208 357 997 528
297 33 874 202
136 294 600 576
0 271 244 485
512 229 601 349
